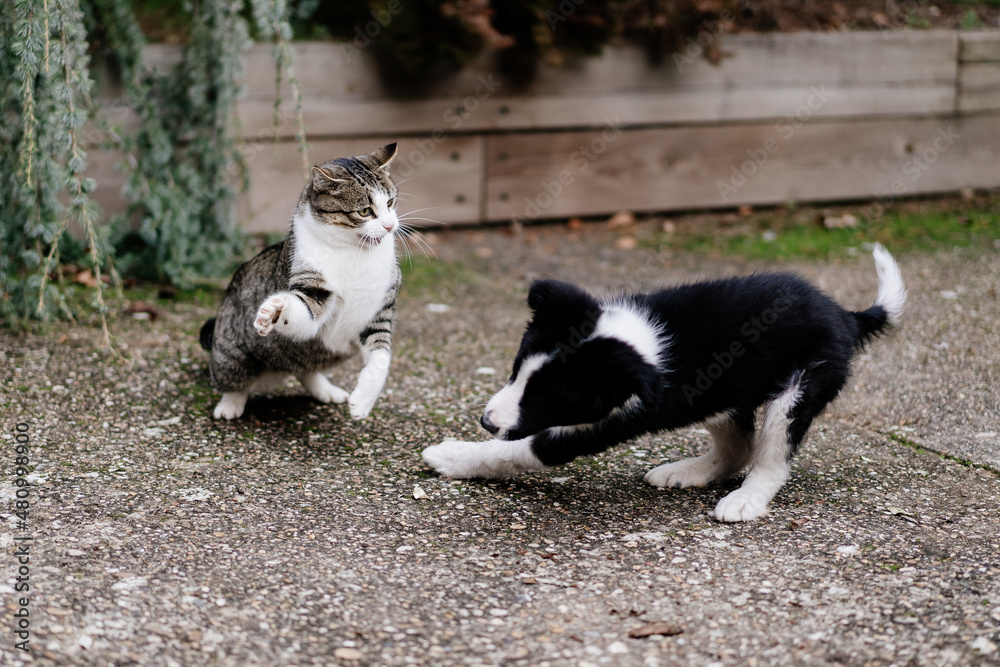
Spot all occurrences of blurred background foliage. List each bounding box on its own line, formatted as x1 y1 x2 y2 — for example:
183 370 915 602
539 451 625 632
4 0 998 332
2 0 742 330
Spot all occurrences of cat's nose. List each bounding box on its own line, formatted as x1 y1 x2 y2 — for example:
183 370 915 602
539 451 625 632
382 220 395 232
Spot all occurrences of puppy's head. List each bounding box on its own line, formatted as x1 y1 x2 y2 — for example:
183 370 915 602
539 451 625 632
481 280 660 440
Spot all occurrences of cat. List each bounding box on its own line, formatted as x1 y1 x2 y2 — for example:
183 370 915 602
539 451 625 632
199 143 402 421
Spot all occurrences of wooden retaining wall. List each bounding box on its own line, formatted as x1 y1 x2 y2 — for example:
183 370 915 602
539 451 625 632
88 30 1000 231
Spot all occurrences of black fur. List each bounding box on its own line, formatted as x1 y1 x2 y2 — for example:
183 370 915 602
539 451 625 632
501 272 892 466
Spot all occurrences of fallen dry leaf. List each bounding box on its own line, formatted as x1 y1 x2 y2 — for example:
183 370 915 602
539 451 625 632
606 211 635 228
628 621 684 639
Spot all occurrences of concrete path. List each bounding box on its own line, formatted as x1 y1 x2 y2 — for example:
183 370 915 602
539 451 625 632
2 223 998 666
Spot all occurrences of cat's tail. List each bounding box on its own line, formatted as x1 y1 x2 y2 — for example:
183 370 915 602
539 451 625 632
200 318 216 352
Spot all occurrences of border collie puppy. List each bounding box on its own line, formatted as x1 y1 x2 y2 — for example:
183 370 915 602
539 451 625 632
422 245 905 522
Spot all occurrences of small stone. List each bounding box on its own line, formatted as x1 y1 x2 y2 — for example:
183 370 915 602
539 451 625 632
333 647 364 660
608 641 630 654
475 367 495 375
972 637 997 655
426 303 451 313
412 485 428 500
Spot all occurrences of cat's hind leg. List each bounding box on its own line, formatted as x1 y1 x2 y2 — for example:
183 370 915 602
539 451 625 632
213 392 248 420
298 372 349 405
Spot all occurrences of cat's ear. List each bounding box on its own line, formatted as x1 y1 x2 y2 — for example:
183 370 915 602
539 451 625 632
311 166 350 191
372 143 397 170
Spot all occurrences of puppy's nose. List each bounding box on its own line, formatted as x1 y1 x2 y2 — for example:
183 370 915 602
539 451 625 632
480 413 499 435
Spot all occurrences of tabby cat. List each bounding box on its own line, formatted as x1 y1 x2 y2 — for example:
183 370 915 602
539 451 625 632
200 144 401 420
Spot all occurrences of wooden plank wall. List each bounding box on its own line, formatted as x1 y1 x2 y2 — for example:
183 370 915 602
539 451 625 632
86 30 1000 231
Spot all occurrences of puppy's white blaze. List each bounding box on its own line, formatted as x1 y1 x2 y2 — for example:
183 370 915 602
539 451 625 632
593 304 665 368
484 353 550 433
872 243 906 326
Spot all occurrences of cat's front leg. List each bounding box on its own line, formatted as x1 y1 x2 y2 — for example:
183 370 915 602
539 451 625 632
253 293 321 340
348 348 390 419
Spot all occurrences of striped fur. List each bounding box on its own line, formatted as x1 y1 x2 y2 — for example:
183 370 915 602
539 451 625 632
203 144 402 420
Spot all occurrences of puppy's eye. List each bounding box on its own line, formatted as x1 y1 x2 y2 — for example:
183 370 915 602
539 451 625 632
357 207 374 218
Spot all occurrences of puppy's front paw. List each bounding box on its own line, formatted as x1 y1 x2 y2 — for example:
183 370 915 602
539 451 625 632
421 439 482 478
645 457 717 489
254 295 288 336
422 437 544 479
711 489 769 522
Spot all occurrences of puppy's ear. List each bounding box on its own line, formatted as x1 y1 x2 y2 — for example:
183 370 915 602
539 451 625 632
571 338 659 414
527 280 599 322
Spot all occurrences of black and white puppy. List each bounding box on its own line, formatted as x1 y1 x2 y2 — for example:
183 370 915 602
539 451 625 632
422 245 906 522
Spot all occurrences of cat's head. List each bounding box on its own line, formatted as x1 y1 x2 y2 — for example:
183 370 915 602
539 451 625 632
301 144 399 247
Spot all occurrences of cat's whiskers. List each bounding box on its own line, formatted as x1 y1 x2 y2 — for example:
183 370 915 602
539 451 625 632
397 225 436 261
397 206 442 222
394 232 421 268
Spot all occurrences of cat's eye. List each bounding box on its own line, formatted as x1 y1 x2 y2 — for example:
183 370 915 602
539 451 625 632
387 198 396 208
357 206 374 218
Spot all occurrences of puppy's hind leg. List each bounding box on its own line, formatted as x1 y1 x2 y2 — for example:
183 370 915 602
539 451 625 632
712 379 803 522
645 410 753 488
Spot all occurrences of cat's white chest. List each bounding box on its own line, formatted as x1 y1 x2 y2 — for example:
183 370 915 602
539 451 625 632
307 241 395 355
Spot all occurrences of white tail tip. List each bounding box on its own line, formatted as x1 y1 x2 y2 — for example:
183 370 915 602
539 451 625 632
872 243 906 326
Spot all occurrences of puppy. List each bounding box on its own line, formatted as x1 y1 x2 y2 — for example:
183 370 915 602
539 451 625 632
422 245 906 522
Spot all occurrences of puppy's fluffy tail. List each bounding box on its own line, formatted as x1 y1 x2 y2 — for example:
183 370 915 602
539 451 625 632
853 243 906 347
200 318 216 352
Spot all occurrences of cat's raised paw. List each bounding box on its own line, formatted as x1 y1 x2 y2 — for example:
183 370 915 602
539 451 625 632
254 295 288 336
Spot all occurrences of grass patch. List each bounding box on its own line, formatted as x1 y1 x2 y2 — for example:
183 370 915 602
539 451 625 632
657 196 1000 261
399 254 479 299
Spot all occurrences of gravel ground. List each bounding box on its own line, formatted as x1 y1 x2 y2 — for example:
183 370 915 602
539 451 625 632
2 221 999 666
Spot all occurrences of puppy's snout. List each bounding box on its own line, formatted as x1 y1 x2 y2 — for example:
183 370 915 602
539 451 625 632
480 413 499 435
